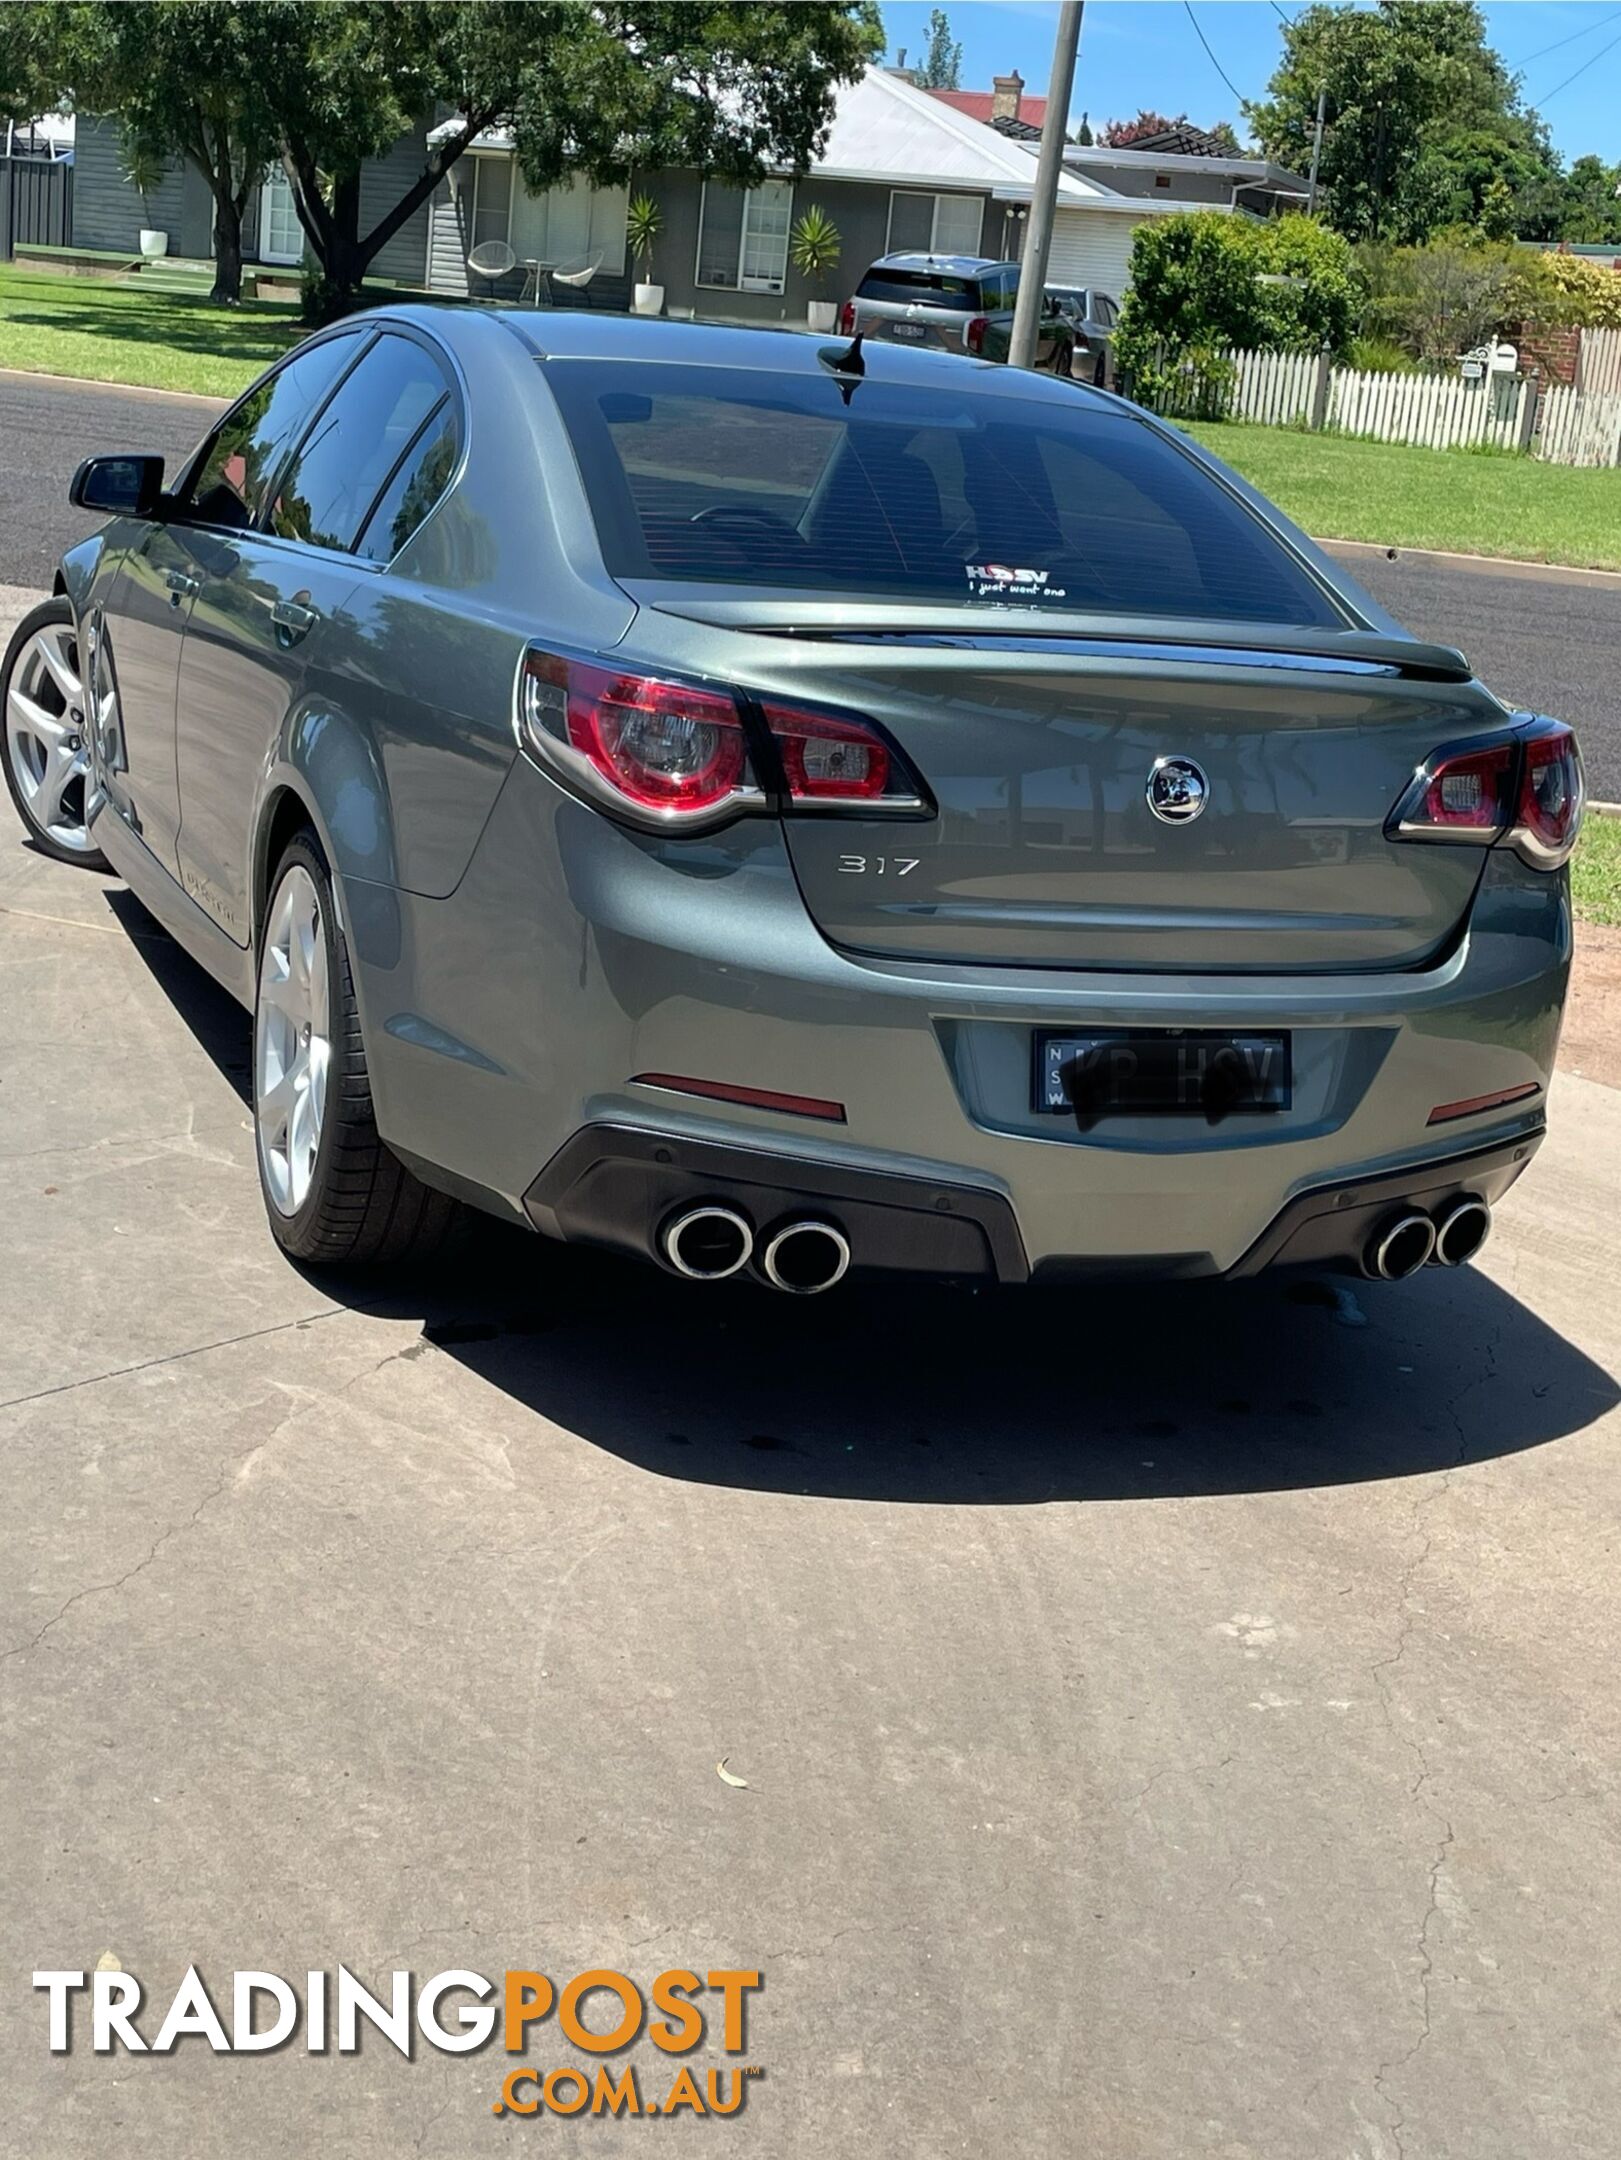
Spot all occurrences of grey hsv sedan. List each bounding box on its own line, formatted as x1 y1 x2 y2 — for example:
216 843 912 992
12 310 1581 1290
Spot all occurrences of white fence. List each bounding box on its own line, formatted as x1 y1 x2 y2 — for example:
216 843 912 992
1538 380 1621 468
1326 365 1531 451
1579 326 1621 398
1153 346 1621 468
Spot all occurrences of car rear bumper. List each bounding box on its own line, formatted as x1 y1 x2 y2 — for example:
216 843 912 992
522 1121 1542 1285
349 761 1570 1279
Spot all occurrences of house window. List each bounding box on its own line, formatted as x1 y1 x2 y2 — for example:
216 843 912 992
696 180 794 293
886 191 985 257
469 156 514 253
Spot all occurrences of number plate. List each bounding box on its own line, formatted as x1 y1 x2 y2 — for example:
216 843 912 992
1035 1030 1291 1119
890 321 928 340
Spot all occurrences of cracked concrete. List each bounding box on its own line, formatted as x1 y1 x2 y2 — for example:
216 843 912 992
4 837 1621 2158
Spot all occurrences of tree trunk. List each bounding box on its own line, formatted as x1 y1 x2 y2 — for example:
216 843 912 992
300 167 365 323
209 187 243 306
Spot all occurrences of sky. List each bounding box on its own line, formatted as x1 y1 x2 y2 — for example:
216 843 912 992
878 0 1621 164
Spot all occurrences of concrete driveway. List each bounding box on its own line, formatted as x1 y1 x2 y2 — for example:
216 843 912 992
3 795 1621 2152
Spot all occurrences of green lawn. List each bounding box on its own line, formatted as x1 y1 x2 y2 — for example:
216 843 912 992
0 265 300 397
1573 816 1621 926
1184 421 1621 576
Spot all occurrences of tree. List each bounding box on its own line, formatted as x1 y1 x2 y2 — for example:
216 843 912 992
1113 210 1358 406
1558 155 1621 246
249 1 883 319
1072 111 1094 147
913 8 961 91
1102 110 1184 147
1249 0 1547 244
0 1 279 303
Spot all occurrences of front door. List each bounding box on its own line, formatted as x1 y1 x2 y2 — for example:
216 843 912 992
258 169 303 266
94 528 199 873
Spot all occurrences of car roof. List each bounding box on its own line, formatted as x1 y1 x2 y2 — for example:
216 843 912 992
361 303 1121 410
866 252 1014 277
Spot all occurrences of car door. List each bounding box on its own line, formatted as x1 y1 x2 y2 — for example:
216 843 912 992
101 334 363 894
172 328 456 944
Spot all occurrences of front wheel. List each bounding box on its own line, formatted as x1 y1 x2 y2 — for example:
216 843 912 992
253 832 458 1264
1 597 108 868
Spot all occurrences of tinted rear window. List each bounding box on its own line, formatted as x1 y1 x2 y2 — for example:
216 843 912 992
855 271 980 309
545 360 1344 627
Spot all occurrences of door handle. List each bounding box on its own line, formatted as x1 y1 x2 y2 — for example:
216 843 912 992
271 598 318 644
166 568 201 605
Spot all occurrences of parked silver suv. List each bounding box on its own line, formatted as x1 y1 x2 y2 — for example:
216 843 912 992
840 253 1076 374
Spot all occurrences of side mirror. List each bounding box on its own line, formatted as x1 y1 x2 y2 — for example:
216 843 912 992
69 453 164 519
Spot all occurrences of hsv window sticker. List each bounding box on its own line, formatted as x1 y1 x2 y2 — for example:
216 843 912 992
963 562 1069 604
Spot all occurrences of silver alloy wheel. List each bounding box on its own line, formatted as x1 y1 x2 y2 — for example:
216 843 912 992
255 864 332 1218
4 621 102 854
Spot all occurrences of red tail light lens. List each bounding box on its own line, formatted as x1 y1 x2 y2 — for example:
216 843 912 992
1513 722 1583 866
1397 742 1517 835
1387 719 1582 868
520 651 760 822
838 300 856 334
756 699 924 809
965 315 989 355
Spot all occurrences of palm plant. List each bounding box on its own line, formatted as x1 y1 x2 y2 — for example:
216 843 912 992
627 194 663 284
790 204 842 293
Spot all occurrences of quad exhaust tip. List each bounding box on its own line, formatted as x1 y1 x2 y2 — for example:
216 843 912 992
1367 1211 1437 1282
661 1204 754 1281
760 1219 852 1295
1433 1196 1491 1268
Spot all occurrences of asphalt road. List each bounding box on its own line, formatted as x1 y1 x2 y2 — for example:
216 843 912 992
2 370 1618 794
3 836 1620 2157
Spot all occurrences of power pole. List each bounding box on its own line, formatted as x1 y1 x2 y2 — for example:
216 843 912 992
1008 0 1085 371
1306 82 1327 215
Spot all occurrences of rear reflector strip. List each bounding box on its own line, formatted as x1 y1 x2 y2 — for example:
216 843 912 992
630 1073 847 1123
1427 1082 1542 1127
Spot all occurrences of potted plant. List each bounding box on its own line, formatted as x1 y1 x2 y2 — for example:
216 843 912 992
124 142 169 260
627 194 664 316
791 205 842 332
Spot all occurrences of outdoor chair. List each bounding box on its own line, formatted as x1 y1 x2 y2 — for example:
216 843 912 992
548 250 604 308
466 239 517 301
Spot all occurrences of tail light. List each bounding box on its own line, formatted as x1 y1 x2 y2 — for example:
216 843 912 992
518 650 927 829
838 300 856 334
519 651 762 823
965 315 989 356
1387 719 1582 869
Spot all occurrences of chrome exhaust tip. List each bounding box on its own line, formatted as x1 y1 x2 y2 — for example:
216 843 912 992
660 1204 754 1281
759 1219 851 1295
1433 1196 1491 1268
1366 1210 1438 1282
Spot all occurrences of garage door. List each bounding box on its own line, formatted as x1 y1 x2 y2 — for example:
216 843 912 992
1045 210 1144 300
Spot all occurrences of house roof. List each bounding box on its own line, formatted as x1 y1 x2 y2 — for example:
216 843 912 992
927 87 1050 131
430 68 1233 215
812 67 1102 200
1065 142 1310 194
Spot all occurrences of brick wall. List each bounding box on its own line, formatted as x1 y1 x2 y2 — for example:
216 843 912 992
1512 322 1582 385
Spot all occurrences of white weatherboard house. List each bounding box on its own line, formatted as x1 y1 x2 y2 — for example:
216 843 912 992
67 67 1303 317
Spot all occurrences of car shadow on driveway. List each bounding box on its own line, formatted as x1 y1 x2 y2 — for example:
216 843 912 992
109 887 1620 1506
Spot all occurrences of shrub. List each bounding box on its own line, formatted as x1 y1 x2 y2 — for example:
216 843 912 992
1116 211 1358 406
1509 249 1621 330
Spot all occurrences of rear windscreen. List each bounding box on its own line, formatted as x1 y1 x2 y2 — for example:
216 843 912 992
854 271 980 309
545 359 1345 627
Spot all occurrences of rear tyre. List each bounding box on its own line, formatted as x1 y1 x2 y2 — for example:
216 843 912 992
253 832 459 1265
1 597 109 868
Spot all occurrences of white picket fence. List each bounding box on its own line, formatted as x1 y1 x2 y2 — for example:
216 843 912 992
1167 346 1621 468
1538 380 1621 468
1579 326 1621 398
1326 365 1532 451
1225 347 1316 425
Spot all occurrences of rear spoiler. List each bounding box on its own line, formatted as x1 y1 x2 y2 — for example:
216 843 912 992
643 595 1474 684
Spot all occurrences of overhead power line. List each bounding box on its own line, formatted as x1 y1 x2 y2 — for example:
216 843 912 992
1514 5 1621 73
1183 0 1248 107
1536 25 1621 104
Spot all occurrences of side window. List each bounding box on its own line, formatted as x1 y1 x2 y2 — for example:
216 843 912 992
269 333 450 554
354 401 459 563
183 335 360 531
